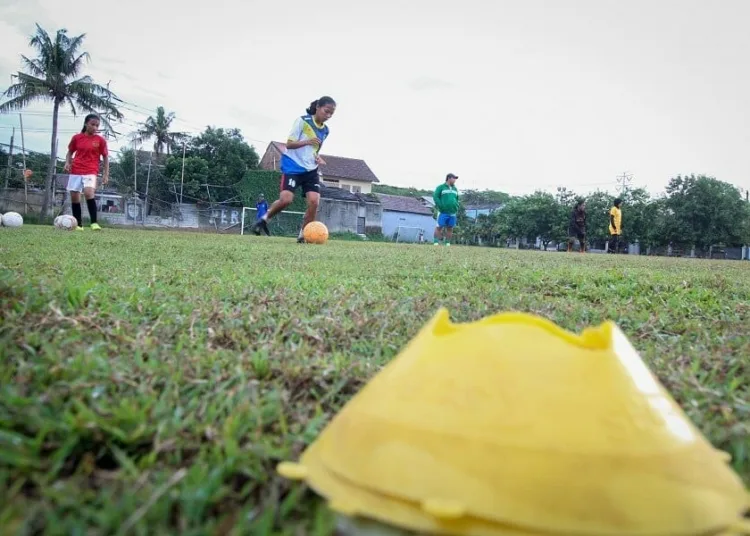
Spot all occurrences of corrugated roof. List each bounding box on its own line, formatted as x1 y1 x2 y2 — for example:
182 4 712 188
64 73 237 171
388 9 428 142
320 185 380 204
376 193 434 215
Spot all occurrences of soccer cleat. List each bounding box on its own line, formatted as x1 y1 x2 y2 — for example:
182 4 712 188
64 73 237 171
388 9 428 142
90 223 102 231
297 236 306 244
75 226 84 232
433 241 440 246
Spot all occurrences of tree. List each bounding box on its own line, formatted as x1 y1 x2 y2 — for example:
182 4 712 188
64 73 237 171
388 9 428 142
180 127 260 203
164 155 209 204
618 187 652 245
663 174 750 249
134 106 187 155
460 189 511 207
0 24 123 220
503 191 564 249
373 184 432 197
584 190 615 247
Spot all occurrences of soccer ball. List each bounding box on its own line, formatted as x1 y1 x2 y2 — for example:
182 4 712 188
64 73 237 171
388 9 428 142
54 214 78 231
1 211 23 228
303 221 329 244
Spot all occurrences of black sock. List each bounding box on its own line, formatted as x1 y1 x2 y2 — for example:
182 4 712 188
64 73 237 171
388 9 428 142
86 198 98 224
72 202 82 226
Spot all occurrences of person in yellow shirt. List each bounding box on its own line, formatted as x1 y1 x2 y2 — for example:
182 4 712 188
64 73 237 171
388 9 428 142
608 198 623 253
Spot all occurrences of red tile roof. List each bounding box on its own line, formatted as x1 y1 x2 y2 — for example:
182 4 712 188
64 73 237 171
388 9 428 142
269 142 380 183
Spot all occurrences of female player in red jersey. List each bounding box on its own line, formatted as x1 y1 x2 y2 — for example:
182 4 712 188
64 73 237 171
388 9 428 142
63 114 109 230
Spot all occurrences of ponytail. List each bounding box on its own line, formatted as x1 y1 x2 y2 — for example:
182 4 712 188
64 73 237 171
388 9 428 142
81 113 100 133
306 96 336 115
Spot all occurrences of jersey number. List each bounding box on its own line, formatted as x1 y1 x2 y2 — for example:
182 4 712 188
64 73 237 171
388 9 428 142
287 178 296 188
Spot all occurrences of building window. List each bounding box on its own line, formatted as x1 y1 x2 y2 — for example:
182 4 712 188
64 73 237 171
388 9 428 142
351 185 362 193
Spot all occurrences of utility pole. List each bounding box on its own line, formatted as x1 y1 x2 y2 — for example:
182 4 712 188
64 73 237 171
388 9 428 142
179 141 186 205
616 171 633 194
19 114 28 214
144 151 153 225
4 128 15 191
103 80 112 140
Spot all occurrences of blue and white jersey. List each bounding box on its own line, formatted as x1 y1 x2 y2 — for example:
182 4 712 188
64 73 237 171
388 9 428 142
280 115 330 175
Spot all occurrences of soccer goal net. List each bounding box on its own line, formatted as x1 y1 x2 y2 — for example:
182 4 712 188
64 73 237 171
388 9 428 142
241 207 306 237
395 226 425 243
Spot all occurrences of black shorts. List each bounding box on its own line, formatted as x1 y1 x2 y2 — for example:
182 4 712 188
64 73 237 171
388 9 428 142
569 231 585 241
280 169 320 195
568 226 585 241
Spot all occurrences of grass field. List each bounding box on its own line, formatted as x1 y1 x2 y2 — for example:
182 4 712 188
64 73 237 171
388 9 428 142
1 227 748 535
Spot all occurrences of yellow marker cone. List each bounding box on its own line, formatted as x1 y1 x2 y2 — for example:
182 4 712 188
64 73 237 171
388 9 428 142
279 309 749 536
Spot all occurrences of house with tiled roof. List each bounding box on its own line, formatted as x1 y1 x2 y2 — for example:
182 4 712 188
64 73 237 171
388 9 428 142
259 142 380 194
376 193 436 242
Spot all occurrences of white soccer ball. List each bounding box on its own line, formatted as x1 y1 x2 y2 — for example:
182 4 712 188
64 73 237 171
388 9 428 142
54 214 78 231
2 211 23 228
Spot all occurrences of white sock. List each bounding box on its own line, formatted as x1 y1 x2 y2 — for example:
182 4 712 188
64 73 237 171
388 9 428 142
262 214 268 221
298 228 304 239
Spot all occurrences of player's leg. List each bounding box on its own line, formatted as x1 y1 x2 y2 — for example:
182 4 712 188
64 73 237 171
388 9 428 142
579 232 586 253
433 226 442 245
298 191 320 243
66 175 84 230
82 175 100 230
253 174 296 235
444 215 456 246
608 234 618 253
297 171 321 243
434 213 447 245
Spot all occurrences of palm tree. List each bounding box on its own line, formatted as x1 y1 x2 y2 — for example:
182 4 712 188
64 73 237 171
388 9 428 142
0 24 123 221
134 106 187 155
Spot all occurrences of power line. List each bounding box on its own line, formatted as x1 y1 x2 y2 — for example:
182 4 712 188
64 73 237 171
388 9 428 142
616 171 633 194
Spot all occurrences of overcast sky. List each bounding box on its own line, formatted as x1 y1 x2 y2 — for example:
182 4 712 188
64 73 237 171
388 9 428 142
1 0 748 197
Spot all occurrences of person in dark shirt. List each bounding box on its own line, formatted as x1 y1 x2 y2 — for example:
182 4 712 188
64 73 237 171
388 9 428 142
567 199 586 253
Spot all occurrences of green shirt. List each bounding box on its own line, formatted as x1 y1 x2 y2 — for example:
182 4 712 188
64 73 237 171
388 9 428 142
433 183 459 215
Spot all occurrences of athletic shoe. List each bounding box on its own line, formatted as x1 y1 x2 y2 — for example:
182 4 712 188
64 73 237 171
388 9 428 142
76 226 84 232
91 223 102 231
297 236 306 244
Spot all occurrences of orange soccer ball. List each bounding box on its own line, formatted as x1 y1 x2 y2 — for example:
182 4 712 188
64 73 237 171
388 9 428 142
303 221 329 244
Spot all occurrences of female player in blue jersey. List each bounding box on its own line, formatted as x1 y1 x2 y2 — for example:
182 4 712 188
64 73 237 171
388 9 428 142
253 96 336 242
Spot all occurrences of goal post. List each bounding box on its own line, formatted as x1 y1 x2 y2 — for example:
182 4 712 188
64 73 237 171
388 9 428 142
395 226 425 243
241 207 306 237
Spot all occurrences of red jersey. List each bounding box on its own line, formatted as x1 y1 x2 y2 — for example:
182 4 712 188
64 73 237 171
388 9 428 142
69 133 108 175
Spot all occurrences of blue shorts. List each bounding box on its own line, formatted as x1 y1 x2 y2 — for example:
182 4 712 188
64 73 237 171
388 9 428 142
437 213 457 228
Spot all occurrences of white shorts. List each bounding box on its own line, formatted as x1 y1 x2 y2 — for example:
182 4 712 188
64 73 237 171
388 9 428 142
66 174 97 192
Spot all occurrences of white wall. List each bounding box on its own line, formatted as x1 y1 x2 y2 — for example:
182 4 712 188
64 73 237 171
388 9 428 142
382 210 435 242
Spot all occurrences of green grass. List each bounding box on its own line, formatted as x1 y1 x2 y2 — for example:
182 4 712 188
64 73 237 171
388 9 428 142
1 227 748 535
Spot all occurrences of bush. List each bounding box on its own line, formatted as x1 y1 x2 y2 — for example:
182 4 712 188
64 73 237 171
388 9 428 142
237 170 307 212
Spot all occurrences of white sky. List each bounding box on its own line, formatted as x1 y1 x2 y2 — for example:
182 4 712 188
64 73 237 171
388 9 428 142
1 0 748 197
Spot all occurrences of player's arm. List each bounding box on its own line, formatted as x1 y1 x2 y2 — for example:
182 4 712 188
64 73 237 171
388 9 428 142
63 136 76 172
433 185 443 212
609 208 617 232
285 118 319 150
101 138 110 183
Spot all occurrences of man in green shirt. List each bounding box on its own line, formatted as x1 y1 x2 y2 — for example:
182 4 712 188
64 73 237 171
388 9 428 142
433 173 459 246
